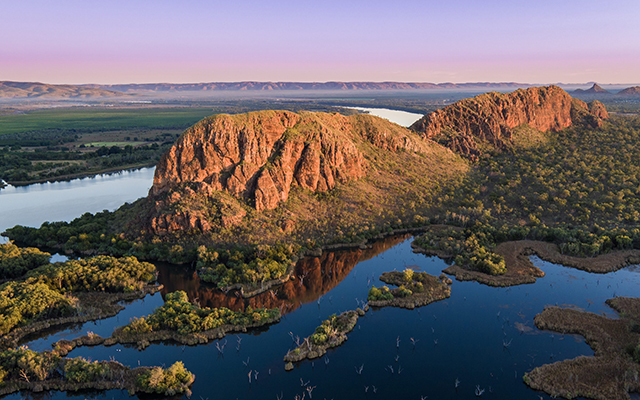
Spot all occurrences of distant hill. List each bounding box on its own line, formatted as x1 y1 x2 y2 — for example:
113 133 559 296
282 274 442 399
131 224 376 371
87 81 532 93
617 86 640 96
573 83 610 95
0 81 123 99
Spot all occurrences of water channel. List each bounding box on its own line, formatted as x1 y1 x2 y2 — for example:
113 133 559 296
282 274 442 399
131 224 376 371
1 108 638 399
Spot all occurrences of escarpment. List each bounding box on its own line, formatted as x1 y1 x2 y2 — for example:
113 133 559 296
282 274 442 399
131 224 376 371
147 110 451 235
410 85 609 160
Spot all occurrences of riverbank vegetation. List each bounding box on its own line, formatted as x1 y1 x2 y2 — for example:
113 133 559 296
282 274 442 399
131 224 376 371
0 346 195 397
0 255 156 337
47 291 280 351
196 243 296 291
122 290 279 335
91 290 282 347
0 242 50 280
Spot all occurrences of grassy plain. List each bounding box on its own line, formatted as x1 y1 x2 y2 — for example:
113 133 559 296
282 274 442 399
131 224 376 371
0 107 216 135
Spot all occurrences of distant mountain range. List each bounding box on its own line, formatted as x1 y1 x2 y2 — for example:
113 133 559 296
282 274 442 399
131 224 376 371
2 80 640 99
84 81 534 92
0 81 123 99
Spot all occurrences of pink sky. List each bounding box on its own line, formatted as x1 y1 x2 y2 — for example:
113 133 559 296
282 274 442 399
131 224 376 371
2 0 639 84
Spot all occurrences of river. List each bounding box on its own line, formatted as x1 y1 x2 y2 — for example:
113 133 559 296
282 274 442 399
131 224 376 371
2 108 639 399
0 167 155 243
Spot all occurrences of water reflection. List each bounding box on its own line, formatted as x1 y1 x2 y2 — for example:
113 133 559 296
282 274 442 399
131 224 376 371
0 167 155 242
157 235 410 313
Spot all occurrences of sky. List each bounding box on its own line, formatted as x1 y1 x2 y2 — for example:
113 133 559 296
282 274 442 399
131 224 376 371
1 0 639 84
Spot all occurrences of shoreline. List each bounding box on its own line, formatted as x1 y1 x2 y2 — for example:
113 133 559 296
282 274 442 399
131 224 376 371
413 237 640 288
51 311 282 353
0 284 162 350
1 163 155 189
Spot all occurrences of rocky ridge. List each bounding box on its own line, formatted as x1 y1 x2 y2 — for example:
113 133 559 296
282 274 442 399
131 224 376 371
410 85 609 160
148 110 442 234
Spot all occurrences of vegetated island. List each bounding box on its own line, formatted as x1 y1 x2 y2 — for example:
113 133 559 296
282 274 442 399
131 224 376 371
0 346 194 397
0 242 159 350
283 309 362 369
367 269 451 309
524 297 640 400
50 290 280 351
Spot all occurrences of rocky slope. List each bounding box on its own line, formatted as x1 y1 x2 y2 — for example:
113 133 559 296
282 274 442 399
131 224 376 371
146 110 463 235
410 86 609 160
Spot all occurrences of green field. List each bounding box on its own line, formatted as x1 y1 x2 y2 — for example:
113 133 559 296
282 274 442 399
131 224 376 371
0 107 216 135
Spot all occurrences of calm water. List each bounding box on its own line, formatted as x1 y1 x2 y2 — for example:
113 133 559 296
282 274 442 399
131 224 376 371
350 107 423 127
8 237 640 400
0 168 155 243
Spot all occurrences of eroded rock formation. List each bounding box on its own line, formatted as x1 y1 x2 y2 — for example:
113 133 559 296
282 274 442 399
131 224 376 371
148 110 433 233
410 86 608 160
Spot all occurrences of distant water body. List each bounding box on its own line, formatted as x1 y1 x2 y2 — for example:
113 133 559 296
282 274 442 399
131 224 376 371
349 107 423 127
0 168 155 242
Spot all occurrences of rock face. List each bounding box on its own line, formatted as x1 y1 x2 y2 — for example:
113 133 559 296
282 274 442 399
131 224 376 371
148 111 430 233
410 86 608 160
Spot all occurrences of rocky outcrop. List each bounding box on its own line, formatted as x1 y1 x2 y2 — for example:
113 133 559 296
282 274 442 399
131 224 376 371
148 110 432 233
410 86 608 160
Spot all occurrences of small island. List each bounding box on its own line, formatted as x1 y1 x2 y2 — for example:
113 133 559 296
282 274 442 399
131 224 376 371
283 309 362 367
55 290 281 351
367 269 451 309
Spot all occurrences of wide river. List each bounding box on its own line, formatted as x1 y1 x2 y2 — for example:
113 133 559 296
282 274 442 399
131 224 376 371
2 108 639 400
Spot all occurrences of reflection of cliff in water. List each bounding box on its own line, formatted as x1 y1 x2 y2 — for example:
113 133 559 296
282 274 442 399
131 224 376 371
156 235 410 314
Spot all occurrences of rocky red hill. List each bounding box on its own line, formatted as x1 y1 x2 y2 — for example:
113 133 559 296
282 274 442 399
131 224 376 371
146 110 463 236
410 86 608 160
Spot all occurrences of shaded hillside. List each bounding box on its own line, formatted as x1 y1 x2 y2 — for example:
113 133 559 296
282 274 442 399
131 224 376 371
410 86 608 160
617 86 640 96
0 81 123 98
136 110 467 244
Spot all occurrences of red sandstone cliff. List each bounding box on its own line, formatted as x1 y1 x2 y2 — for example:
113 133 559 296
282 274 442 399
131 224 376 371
147 111 434 234
410 86 609 161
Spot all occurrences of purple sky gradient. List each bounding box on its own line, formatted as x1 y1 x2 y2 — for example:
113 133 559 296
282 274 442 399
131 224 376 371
2 0 639 84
